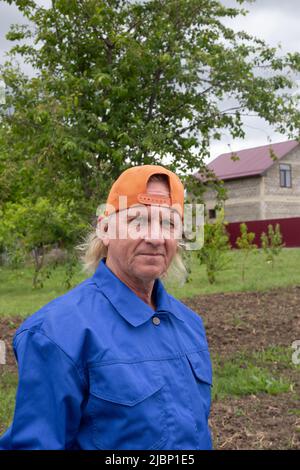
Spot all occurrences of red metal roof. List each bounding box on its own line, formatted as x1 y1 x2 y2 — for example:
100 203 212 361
195 140 299 181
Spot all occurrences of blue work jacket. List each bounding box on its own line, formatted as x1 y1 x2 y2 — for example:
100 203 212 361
0 257 213 450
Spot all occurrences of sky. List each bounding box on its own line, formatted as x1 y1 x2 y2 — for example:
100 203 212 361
0 0 299 164
210 0 300 162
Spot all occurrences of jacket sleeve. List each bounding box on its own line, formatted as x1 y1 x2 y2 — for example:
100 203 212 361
0 329 86 450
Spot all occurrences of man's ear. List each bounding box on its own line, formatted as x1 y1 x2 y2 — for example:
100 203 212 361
96 219 110 247
101 222 110 247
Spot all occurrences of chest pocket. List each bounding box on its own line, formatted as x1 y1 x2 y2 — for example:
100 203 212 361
186 349 213 422
88 361 167 450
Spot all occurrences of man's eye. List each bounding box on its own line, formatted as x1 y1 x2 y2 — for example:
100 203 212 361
128 216 146 223
136 216 148 225
162 219 174 228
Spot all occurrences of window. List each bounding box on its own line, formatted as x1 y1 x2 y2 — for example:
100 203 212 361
209 209 216 219
279 163 292 188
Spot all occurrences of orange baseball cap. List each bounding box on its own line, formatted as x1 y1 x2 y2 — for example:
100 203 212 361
99 165 184 221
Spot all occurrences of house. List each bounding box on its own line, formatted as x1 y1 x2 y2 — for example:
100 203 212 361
194 140 300 247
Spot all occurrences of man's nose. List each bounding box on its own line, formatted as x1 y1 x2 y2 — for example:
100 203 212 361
144 220 165 244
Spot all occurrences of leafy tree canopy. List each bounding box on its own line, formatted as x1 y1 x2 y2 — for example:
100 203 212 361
0 0 299 216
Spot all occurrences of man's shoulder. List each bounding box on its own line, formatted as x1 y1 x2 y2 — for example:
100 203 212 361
168 294 210 350
13 277 105 349
168 294 206 327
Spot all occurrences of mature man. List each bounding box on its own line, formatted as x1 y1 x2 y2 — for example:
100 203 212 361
0 165 213 450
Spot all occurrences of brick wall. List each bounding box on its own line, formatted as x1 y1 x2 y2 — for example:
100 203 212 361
203 176 261 222
263 145 300 219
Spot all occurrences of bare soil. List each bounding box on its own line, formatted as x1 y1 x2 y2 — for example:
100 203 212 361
183 286 300 449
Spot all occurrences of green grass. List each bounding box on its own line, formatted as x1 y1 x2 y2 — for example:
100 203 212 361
1 248 300 317
250 345 300 368
0 370 18 434
212 346 299 400
166 247 300 298
213 364 291 399
0 264 87 318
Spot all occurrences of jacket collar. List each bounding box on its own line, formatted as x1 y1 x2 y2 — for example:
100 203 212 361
92 257 184 327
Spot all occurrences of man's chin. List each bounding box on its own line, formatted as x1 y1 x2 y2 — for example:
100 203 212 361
134 264 164 281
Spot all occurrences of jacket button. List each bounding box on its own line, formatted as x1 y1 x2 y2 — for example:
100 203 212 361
152 316 160 325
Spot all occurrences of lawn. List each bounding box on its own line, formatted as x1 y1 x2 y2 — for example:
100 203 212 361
167 247 300 298
1 248 300 318
0 263 87 319
0 370 18 436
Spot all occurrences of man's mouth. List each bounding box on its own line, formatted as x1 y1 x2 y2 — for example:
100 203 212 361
138 253 164 256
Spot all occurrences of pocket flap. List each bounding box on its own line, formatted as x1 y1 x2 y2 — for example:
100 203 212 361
186 350 213 386
89 362 164 406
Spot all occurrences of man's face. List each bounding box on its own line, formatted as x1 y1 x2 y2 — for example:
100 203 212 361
102 180 181 282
